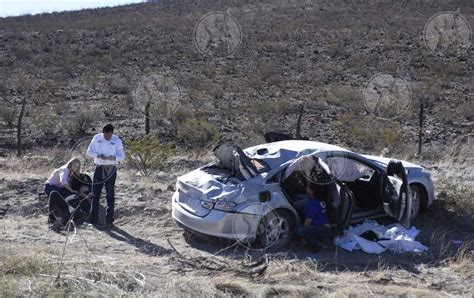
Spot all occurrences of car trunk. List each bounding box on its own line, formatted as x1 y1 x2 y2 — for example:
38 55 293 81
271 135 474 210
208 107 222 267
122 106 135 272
176 166 241 217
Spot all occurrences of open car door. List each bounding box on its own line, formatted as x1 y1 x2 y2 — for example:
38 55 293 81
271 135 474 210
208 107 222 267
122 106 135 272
382 160 412 227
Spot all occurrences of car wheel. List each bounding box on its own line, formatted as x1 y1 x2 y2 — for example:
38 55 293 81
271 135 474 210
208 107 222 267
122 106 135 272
255 209 294 250
410 185 421 219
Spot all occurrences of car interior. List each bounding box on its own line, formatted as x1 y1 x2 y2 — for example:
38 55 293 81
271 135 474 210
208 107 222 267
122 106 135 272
279 156 384 227
280 168 354 228
325 156 382 211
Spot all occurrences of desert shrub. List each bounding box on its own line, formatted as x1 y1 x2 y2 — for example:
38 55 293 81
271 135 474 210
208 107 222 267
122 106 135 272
326 85 362 109
437 181 474 218
334 112 401 152
256 60 275 82
177 118 220 149
456 101 474 121
32 112 59 137
101 104 115 118
109 76 129 95
68 111 95 135
52 101 68 115
13 46 32 60
0 106 16 127
125 135 175 176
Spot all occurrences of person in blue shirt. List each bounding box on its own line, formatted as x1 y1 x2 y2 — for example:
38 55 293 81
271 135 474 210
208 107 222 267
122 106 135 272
297 182 334 250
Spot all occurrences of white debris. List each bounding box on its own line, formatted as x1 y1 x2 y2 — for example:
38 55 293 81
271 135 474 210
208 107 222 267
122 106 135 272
334 220 428 254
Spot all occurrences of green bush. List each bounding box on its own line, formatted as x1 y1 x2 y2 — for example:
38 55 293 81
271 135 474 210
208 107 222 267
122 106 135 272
177 118 220 149
334 112 401 152
0 106 16 127
32 112 59 137
69 111 95 135
125 135 175 176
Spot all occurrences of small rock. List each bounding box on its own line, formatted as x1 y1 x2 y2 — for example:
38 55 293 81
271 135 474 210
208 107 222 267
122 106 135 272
166 184 175 192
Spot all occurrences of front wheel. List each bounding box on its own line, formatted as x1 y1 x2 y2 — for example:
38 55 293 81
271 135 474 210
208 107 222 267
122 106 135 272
410 185 421 220
255 209 295 250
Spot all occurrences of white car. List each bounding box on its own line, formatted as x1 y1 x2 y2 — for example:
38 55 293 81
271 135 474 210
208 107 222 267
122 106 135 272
172 140 434 248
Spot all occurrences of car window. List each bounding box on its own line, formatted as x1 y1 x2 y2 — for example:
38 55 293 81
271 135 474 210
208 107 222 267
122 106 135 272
326 156 375 182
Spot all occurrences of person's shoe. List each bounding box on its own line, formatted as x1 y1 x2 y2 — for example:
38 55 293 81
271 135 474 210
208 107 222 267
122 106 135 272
49 220 63 232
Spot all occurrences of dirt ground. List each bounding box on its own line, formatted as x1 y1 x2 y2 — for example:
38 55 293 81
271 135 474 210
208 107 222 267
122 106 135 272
0 156 472 296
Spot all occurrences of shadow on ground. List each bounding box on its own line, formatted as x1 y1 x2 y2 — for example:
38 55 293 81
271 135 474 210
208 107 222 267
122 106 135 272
179 200 473 274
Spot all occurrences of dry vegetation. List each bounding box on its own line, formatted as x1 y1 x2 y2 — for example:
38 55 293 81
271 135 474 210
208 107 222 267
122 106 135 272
0 0 473 296
0 140 472 296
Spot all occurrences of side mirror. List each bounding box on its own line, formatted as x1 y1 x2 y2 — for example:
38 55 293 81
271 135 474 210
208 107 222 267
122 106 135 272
259 191 271 202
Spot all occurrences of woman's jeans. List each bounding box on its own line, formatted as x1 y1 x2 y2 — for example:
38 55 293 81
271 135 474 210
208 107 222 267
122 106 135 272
45 184 65 197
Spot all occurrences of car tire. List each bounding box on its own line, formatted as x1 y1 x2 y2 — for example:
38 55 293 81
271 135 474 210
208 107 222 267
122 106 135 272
410 184 421 220
255 209 294 250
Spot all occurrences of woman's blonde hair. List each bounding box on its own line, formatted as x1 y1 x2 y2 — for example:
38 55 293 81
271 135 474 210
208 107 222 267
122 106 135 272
66 157 81 170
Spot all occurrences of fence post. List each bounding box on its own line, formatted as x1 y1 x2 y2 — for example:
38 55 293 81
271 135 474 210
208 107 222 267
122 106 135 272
418 102 424 156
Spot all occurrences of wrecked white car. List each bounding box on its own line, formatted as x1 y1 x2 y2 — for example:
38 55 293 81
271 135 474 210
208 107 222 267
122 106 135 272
172 140 434 248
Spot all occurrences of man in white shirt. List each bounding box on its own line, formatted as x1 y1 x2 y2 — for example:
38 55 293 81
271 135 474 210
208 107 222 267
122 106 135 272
86 124 125 226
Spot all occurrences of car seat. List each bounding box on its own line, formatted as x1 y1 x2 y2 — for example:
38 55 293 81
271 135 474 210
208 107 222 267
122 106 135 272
326 182 355 228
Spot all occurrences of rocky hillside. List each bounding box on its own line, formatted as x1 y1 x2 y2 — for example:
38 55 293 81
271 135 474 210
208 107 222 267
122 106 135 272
0 0 472 156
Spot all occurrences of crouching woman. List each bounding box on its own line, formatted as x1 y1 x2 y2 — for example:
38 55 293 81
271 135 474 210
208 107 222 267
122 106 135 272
44 158 81 198
49 174 93 230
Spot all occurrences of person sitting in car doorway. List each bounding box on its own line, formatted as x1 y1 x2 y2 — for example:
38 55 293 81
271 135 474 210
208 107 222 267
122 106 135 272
49 175 93 231
297 182 335 250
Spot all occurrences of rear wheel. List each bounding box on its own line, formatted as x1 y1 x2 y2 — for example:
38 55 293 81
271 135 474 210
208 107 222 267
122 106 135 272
255 209 294 250
410 184 421 219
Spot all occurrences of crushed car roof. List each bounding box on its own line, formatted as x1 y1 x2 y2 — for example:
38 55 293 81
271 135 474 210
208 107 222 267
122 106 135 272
244 140 350 169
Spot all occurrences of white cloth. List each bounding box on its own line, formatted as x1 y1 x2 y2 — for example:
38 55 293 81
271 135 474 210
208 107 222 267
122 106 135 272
334 220 428 254
46 165 72 187
86 133 125 165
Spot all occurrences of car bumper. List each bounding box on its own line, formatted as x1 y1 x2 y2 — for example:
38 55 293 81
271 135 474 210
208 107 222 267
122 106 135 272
171 192 262 241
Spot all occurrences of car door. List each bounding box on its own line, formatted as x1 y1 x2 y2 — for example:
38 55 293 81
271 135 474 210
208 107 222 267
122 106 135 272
382 160 412 227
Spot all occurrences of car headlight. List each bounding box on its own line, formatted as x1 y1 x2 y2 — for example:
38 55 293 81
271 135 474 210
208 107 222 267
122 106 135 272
214 201 237 211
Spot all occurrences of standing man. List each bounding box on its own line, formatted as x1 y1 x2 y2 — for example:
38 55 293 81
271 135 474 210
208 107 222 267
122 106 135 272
87 124 125 226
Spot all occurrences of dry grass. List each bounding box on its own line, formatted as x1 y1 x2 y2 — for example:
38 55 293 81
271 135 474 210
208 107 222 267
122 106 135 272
0 141 472 296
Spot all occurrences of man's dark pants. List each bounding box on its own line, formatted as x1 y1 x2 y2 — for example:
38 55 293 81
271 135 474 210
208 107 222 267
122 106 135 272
90 165 117 224
297 225 335 247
